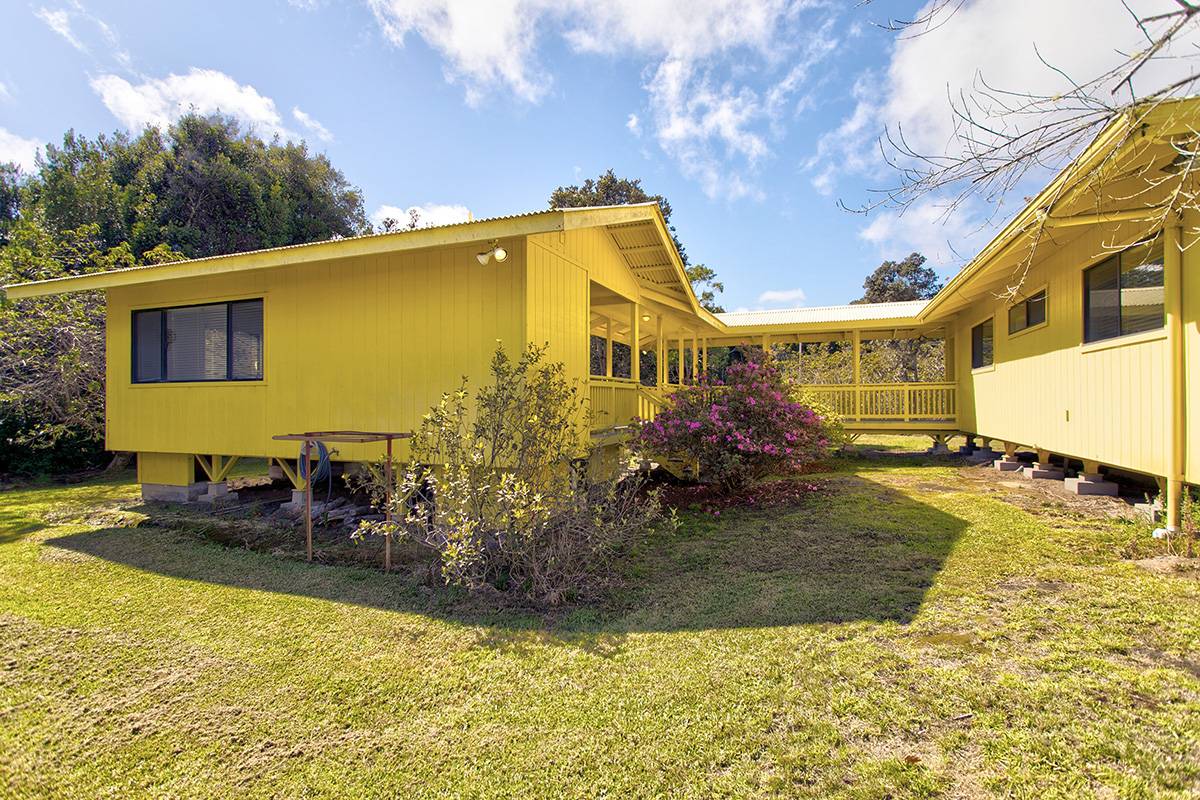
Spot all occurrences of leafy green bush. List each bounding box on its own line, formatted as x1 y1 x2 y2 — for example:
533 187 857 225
354 344 665 606
790 389 847 450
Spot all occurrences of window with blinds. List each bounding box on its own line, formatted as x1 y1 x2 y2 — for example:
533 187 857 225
133 299 264 383
1083 239 1164 343
1007 289 1047 334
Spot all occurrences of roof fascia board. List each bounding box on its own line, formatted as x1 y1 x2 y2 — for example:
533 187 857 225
4 211 569 299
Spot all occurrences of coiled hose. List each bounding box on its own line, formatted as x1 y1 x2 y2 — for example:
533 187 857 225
298 441 333 507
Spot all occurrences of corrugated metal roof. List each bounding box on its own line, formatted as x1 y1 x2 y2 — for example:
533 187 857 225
717 300 929 327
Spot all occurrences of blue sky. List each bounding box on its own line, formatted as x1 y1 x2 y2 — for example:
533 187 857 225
0 1 1182 311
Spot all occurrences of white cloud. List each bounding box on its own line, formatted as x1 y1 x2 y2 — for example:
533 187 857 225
35 7 84 51
858 197 985 269
0 128 43 170
91 68 295 139
292 106 333 143
626 113 640 136
34 3 132 66
0 82 11 102
370 203 472 230
813 0 1200 197
365 0 839 199
757 287 807 305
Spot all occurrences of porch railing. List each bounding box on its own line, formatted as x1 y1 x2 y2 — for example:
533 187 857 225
800 382 956 422
590 379 956 431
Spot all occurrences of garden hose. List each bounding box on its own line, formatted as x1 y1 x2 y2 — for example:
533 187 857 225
298 441 334 507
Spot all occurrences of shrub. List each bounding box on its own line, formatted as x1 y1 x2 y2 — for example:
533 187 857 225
635 348 830 493
790 388 847 450
353 344 664 606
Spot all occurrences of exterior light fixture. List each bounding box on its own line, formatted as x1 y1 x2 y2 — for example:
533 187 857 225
641 313 651 321
476 240 508 265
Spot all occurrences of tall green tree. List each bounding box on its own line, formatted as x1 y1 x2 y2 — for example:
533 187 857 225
853 252 943 304
549 170 725 312
850 252 945 382
0 113 370 476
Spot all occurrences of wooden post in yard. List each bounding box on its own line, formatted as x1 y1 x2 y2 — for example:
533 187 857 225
384 437 393 572
304 438 313 562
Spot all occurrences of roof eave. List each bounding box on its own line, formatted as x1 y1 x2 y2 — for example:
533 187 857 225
918 99 1200 322
3 210 571 299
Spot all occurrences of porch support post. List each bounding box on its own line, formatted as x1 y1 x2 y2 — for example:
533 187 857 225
678 334 685 385
691 331 698 384
702 338 708 376
1164 217 1185 532
656 315 664 386
852 329 862 419
761 333 770 354
944 331 956 382
605 316 613 378
630 303 640 384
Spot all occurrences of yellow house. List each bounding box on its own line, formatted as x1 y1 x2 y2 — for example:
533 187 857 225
2 98 1196 532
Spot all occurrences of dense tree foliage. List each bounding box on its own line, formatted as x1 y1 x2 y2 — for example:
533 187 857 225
549 170 725 312
853 252 943 304
0 114 369 476
842 252 944 382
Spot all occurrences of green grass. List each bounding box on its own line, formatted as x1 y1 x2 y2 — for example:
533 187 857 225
1 459 1198 798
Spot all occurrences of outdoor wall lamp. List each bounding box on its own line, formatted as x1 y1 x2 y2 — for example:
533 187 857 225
476 240 508 265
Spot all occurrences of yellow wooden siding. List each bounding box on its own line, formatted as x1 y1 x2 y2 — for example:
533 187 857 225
529 228 641 300
106 241 527 463
953 223 1172 477
136 452 195 486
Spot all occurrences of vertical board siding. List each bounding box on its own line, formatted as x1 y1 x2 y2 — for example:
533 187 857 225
954 223 1173 477
106 241 526 463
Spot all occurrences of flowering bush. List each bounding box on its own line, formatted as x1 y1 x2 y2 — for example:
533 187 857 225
635 349 830 492
352 344 665 606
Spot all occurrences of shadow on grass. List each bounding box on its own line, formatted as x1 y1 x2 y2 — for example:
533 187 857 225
45 474 966 635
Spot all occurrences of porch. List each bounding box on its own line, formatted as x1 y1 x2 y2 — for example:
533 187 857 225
586 294 960 436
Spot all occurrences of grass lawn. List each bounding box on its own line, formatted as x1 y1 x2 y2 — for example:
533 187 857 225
1 451 1198 798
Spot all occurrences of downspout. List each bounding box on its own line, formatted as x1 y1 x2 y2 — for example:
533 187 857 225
1164 216 1186 532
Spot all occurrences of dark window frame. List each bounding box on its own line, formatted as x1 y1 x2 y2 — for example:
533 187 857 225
971 317 994 370
132 298 264 383
1083 239 1165 344
1007 288 1047 335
